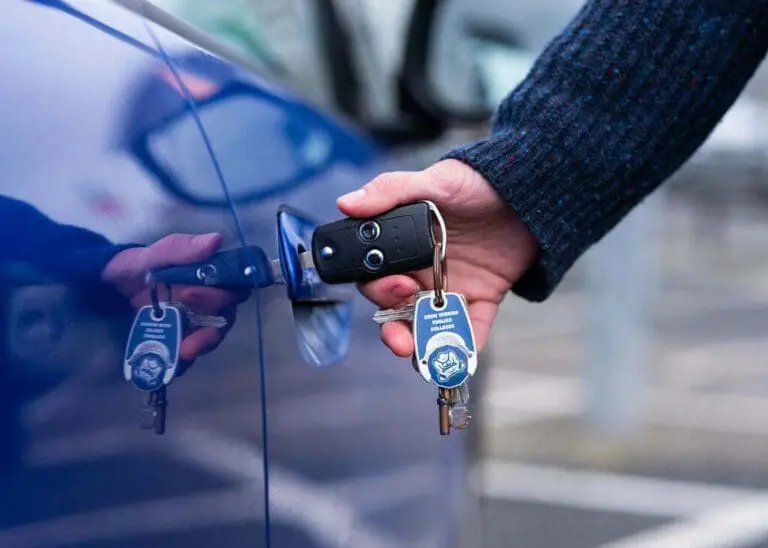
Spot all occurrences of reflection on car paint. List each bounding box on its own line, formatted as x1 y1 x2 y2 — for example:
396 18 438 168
0 1 466 547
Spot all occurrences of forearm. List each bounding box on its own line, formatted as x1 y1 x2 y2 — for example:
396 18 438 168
445 0 768 301
0 197 137 281
0 197 139 314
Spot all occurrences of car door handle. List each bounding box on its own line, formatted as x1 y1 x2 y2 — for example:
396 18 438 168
275 205 356 304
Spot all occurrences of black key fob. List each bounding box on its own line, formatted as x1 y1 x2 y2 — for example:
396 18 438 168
151 245 273 288
311 201 436 284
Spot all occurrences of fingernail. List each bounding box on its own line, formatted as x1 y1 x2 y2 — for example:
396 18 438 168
192 233 218 245
337 188 366 205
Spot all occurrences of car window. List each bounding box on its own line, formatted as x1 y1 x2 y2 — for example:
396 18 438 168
144 0 337 109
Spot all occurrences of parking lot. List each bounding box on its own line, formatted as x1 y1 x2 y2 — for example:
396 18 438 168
474 197 768 547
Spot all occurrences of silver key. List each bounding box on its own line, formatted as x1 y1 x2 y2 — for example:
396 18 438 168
446 383 472 429
454 381 470 404
187 314 227 329
166 301 228 329
449 405 471 429
372 305 415 325
372 290 432 325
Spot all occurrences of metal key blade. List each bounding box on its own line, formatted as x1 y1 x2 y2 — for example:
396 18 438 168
449 406 471 429
372 291 434 325
438 388 451 435
166 301 228 329
153 386 167 435
372 305 415 325
456 381 470 404
187 314 228 329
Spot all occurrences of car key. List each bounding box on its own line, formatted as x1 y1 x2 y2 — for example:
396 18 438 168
372 290 434 324
151 245 274 288
311 201 438 285
124 302 183 435
166 301 228 329
150 201 441 288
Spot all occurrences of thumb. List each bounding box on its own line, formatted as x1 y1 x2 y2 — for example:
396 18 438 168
337 171 436 218
138 232 222 272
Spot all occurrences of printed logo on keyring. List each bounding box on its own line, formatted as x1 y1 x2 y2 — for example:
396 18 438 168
428 344 468 388
126 340 171 391
124 305 182 391
413 292 477 388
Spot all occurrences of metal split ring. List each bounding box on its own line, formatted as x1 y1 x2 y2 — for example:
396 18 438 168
145 271 164 320
424 200 447 263
432 242 448 308
424 200 448 307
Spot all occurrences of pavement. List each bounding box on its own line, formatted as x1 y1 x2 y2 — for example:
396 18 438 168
473 197 768 548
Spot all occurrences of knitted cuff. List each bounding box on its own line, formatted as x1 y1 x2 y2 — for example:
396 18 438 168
443 132 581 302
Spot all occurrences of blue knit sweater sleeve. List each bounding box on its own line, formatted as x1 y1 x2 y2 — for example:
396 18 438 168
0 196 139 314
444 0 768 302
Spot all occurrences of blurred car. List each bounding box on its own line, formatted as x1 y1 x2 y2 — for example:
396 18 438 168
0 1 489 547
430 0 768 219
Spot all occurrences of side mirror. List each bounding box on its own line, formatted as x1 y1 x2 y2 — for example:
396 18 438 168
130 81 375 207
397 0 536 126
328 0 538 148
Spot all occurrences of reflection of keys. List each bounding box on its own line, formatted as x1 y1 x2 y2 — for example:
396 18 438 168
166 301 228 329
140 387 167 435
125 303 182 436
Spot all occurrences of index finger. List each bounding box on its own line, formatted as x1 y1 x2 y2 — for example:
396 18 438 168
358 275 419 310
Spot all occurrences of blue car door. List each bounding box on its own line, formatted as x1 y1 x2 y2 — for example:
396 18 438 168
0 0 467 546
140 4 468 548
0 1 272 546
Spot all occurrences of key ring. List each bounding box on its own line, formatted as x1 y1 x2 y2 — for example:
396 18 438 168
424 200 447 263
424 200 448 307
432 242 448 308
145 271 164 320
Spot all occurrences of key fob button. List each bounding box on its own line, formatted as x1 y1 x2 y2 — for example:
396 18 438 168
363 249 385 271
358 221 381 242
311 202 435 284
196 263 218 283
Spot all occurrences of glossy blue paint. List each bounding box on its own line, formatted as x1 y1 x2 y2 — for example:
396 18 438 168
0 1 467 547
276 206 354 367
276 206 355 304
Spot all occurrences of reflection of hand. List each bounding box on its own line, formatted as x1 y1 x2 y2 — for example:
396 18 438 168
101 233 250 363
337 159 539 357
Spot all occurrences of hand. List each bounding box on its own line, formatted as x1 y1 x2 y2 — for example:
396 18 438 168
337 159 539 358
101 233 250 363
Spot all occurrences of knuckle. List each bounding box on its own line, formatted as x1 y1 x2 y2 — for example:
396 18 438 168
427 159 473 201
368 172 408 197
153 233 189 252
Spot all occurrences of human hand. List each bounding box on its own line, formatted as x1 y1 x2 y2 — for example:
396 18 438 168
337 159 539 357
101 233 250 363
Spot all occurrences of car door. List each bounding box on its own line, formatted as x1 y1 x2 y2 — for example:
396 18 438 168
138 2 468 548
0 1 271 547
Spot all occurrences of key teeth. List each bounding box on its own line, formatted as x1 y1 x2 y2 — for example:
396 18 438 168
139 406 157 430
449 406 471 429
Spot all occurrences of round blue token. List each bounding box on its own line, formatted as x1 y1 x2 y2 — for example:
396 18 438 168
427 344 469 389
129 350 168 391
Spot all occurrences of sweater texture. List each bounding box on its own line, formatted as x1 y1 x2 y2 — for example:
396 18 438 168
445 0 768 302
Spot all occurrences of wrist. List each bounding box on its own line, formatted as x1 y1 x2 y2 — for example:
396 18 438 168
430 158 540 283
